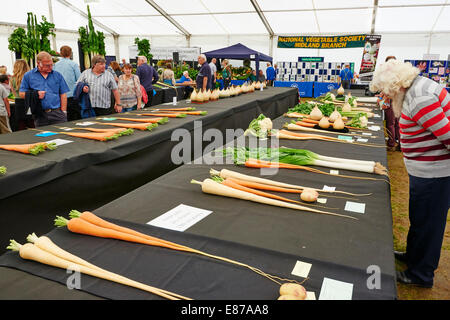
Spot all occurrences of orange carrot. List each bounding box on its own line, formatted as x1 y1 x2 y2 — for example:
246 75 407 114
222 178 301 204
226 177 303 194
157 111 207 116
102 122 157 131
300 119 319 124
69 211 191 251
154 107 194 111
62 131 118 141
65 217 194 252
294 121 316 128
138 113 185 118
75 128 127 134
114 117 165 124
0 142 50 155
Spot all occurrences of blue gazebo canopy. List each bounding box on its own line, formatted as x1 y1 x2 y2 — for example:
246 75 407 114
203 43 273 62
203 43 273 79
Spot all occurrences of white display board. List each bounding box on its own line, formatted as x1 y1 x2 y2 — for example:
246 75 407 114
129 45 201 61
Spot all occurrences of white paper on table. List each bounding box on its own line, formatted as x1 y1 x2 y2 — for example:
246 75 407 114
368 125 381 131
330 170 339 175
373 114 381 118
291 260 312 278
306 292 316 300
323 185 336 192
317 198 327 204
147 204 213 232
75 122 95 126
319 278 353 300
45 138 73 146
345 201 366 214
362 132 372 136
357 138 369 143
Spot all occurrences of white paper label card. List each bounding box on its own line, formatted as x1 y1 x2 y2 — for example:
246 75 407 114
306 292 316 300
345 201 366 214
373 114 381 118
46 139 73 146
368 125 381 131
147 204 213 232
319 278 353 300
362 132 372 136
291 260 312 278
317 198 327 204
330 170 339 175
357 138 369 143
323 185 336 192
76 122 95 126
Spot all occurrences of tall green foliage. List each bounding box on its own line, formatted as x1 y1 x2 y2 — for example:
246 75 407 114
78 5 107 68
134 37 152 62
8 12 56 67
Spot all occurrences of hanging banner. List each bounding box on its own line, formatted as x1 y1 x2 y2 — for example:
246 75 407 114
278 35 367 49
358 35 382 82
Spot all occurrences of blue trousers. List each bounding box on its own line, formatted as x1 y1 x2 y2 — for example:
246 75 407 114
405 175 450 285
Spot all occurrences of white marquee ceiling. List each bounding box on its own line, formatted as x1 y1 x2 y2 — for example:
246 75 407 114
2 0 450 36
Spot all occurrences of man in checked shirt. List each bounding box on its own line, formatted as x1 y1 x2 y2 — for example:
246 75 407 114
77 55 122 115
370 59 450 289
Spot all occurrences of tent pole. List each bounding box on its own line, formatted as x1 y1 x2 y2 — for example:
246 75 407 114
256 55 260 82
114 35 120 61
48 0 57 52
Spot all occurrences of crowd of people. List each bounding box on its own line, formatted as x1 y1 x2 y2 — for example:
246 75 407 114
0 46 161 132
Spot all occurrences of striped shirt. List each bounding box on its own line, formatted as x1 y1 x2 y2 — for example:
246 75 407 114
77 69 118 109
399 76 450 178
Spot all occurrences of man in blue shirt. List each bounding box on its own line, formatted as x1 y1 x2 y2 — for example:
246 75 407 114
339 64 354 90
196 54 212 91
54 46 81 121
136 56 159 108
20 51 70 127
176 71 195 99
266 62 276 86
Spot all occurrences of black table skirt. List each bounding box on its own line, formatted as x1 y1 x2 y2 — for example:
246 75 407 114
0 87 298 255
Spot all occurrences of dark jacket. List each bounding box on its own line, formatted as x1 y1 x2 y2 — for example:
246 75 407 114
136 63 159 91
73 82 95 119
24 90 43 117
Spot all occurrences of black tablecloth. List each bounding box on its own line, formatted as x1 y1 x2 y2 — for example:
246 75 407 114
0 217 387 300
151 87 185 106
0 98 397 299
0 87 298 255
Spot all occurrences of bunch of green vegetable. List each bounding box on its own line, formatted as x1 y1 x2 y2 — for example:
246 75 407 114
288 102 336 117
346 113 369 128
244 114 274 139
0 166 6 175
134 37 152 62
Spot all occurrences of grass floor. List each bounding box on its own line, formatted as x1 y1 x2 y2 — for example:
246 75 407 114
388 150 450 299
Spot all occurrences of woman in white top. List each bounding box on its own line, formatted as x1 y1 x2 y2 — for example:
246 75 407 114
117 63 142 112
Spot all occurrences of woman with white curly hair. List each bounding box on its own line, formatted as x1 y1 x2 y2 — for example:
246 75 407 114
370 60 450 288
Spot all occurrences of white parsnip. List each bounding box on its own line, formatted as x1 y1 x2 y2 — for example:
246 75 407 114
193 178 357 220
9 240 190 300
26 234 190 300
